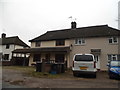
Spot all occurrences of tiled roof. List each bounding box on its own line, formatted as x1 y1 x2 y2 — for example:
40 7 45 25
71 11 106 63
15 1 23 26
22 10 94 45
12 47 70 53
0 36 29 47
29 25 120 42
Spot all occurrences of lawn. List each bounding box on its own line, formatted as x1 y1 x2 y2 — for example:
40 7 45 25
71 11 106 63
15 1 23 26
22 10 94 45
2 66 35 72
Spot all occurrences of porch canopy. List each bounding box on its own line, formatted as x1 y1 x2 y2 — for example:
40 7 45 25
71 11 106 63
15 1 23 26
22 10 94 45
12 47 70 53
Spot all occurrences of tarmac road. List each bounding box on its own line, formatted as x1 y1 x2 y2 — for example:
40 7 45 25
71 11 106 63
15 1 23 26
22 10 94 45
2 68 120 88
2 81 24 88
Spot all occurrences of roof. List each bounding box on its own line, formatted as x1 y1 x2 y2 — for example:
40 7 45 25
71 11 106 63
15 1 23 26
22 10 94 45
12 47 70 53
29 25 120 42
0 36 29 47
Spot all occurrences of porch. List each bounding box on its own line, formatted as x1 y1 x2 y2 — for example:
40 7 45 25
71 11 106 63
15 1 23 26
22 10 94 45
12 47 70 68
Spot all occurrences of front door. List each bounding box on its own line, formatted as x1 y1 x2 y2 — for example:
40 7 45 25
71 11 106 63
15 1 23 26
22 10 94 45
94 55 100 70
55 54 65 63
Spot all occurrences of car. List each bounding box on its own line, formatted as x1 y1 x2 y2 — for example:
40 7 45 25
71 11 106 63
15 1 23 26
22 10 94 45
107 60 120 79
72 54 97 78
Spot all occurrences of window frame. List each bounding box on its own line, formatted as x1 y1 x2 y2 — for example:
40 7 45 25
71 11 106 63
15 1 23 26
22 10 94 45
56 40 65 46
33 54 41 62
6 44 10 49
35 42 41 47
3 54 9 61
108 54 120 62
108 37 118 44
75 38 86 45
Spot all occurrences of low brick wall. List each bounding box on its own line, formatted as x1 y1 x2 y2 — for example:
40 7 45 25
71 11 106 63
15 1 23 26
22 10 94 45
2 61 11 66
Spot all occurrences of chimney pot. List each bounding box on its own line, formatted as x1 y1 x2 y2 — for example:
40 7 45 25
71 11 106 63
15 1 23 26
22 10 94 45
1 33 6 38
71 21 77 29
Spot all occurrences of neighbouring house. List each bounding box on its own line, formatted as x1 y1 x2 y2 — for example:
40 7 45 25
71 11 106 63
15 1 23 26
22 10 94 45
13 22 120 71
0 33 29 66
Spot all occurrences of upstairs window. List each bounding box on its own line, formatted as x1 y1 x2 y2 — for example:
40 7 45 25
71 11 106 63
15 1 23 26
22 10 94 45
6 44 10 49
56 40 65 46
35 42 41 47
108 37 118 44
75 38 85 45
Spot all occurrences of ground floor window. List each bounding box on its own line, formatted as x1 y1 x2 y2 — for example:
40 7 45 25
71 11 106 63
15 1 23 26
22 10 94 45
55 54 65 63
33 54 41 62
45 53 50 61
3 54 9 61
108 54 120 62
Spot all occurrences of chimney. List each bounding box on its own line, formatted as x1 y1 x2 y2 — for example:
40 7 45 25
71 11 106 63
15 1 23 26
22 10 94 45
71 21 77 29
1 33 6 38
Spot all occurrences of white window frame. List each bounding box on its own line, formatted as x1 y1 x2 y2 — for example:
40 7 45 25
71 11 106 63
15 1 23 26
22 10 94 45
108 54 119 62
6 44 10 49
3 54 9 61
75 38 86 45
108 37 118 44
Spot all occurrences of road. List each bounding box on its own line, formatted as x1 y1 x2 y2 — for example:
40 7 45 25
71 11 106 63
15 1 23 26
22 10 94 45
2 68 120 88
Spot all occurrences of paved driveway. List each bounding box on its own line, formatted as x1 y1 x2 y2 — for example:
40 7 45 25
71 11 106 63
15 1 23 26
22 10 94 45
2 68 120 88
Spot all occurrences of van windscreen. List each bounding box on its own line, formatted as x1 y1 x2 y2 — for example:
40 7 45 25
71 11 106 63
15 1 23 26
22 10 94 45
75 55 93 61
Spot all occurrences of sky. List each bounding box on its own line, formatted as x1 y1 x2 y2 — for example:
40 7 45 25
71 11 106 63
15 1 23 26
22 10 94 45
0 0 120 45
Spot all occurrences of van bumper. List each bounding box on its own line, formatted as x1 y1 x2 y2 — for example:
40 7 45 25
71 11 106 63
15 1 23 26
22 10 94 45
73 71 96 75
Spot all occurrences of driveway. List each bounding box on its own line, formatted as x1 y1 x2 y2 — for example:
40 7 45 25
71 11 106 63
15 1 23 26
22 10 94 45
2 67 120 88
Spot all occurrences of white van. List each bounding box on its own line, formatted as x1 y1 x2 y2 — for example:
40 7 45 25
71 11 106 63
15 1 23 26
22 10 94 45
72 54 97 78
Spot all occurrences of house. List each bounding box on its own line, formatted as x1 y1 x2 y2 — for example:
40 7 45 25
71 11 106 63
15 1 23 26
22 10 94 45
0 33 29 65
13 22 120 71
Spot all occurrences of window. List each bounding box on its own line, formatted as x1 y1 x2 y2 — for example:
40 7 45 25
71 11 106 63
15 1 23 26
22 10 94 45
108 37 118 44
56 40 65 46
6 44 10 49
33 54 41 62
75 38 85 45
75 55 93 61
35 42 41 47
3 54 9 61
45 54 50 62
108 54 120 62
55 54 65 63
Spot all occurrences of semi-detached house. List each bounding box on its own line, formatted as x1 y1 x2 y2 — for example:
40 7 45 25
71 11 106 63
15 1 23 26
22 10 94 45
0 33 29 65
13 22 120 71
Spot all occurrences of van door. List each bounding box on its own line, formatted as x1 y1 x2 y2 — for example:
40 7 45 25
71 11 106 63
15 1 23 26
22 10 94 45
73 54 95 71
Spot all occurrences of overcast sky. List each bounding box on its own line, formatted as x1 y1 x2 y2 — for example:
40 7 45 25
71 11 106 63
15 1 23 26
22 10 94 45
0 0 120 45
